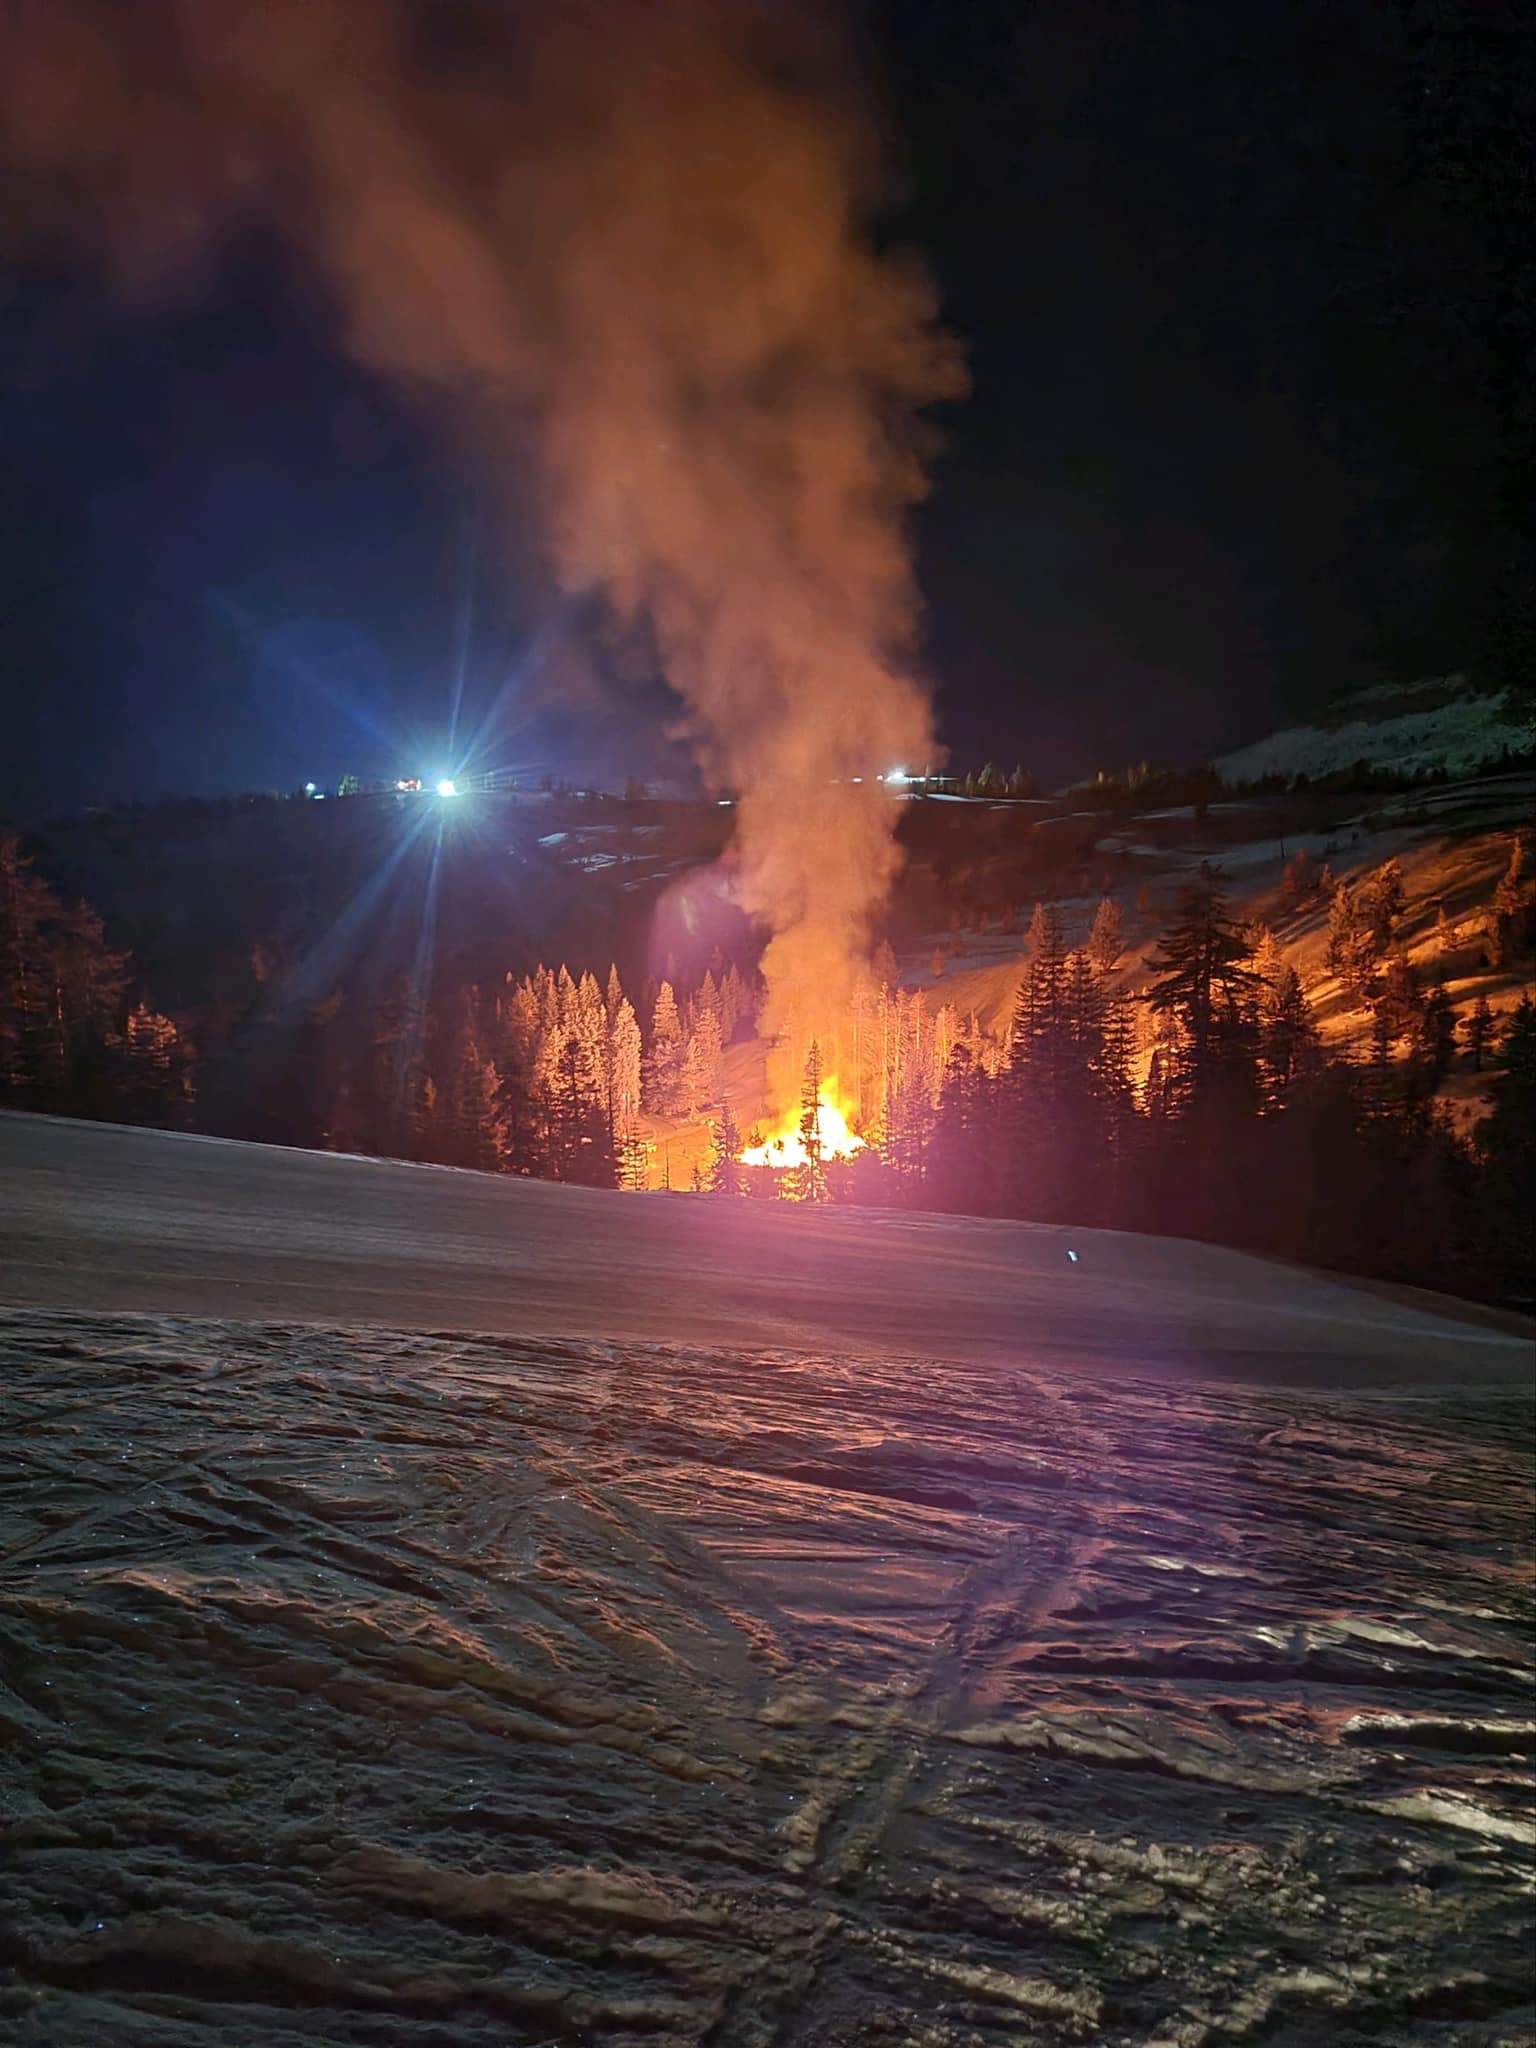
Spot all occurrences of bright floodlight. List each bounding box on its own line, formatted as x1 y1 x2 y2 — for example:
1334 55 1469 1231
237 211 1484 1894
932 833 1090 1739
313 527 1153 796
437 779 458 798
888 767 908 783
303 781 317 795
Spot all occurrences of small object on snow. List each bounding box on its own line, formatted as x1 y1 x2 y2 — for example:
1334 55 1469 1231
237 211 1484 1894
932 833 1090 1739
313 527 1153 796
1067 1249 1079 1263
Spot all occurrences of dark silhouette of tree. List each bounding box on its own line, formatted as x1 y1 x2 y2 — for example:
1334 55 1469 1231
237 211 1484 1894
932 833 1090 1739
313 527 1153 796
1413 984 1458 1088
1490 835 1533 964
928 1044 992 1213
1478 996 1536 1298
791 1040 829 1203
1327 880 1378 1004
550 1032 616 1186
1465 994 1497 1071
0 830 129 1112
365 978 428 1158
1088 895 1123 972
1143 880 1260 1100
1365 859 1406 951
1375 954 1423 1042
118 1002 195 1127
706 1101 743 1195
1258 966 1320 1108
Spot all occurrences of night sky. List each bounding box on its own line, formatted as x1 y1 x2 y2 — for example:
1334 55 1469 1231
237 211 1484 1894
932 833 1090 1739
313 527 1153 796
0 0 1528 821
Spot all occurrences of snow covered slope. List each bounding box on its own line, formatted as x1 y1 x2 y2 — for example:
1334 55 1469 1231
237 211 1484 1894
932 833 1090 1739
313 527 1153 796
0 1112 1526 1385
2 1114 1532 2046
1217 678 1534 787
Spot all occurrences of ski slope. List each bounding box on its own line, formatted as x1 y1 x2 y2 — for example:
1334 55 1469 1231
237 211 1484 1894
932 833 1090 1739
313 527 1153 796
0 1112 1525 1386
1 1113 1532 2046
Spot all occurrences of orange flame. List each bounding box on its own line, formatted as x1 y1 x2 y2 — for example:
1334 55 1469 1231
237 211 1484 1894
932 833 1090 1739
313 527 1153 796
741 1090 865 1170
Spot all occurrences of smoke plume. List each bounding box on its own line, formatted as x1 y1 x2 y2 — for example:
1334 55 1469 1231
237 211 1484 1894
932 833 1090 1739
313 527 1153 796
1 0 963 1112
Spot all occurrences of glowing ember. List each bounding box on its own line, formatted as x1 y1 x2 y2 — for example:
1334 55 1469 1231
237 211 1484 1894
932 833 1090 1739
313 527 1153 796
741 1094 865 1170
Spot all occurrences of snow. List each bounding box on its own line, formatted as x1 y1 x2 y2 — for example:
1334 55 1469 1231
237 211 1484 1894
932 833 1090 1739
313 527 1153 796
1 1112 1532 2044
1218 686 1535 787
0 1114 1523 1381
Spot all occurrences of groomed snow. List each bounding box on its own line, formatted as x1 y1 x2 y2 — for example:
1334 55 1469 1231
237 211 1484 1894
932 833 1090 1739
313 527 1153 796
0 1113 1526 1384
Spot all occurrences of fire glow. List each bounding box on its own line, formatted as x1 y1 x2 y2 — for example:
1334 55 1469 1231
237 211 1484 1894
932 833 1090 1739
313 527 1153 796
741 1093 865 1171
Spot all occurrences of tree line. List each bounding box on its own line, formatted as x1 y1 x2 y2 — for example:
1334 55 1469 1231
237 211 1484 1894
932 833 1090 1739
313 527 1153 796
722 853 1535 1308
4 824 1532 1304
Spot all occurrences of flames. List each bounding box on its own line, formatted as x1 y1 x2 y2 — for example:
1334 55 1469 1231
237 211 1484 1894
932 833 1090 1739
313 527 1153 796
741 1090 865 1171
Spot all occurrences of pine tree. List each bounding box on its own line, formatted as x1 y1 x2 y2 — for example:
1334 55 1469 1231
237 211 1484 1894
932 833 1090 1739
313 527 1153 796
1365 859 1406 951
1493 835 1527 922
1088 895 1123 973
718 965 745 1044
1096 993 1141 1218
550 1032 615 1185
1465 994 1496 1072
0 832 126 1110
1375 954 1423 1042
1413 983 1457 1087
367 977 428 1156
1326 881 1378 1004
1011 904 1069 1067
1361 1005 1402 1123
1026 900 1050 959
928 1044 988 1212
1490 835 1532 964
1258 966 1320 1107
1143 881 1261 1095
1477 995 1536 1295
694 969 720 1032
1251 924 1284 992
790 1040 829 1202
617 1130 650 1191
120 1001 195 1126
683 1000 723 1114
645 981 686 1114
1002 908 1084 1217
607 996 642 1149
706 1100 743 1195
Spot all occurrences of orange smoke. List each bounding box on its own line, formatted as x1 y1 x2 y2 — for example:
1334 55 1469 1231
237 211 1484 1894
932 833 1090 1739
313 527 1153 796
1 1 962 1113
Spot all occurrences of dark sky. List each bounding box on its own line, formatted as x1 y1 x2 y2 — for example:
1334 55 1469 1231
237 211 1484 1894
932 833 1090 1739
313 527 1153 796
0 0 1528 819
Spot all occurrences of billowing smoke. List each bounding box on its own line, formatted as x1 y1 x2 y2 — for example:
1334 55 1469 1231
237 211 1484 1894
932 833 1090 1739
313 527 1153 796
2 0 962 1112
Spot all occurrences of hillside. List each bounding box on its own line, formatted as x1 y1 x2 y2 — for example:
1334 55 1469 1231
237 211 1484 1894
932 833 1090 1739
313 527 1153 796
644 767 1536 1186
1216 676 1536 788
927 770 1534 1037
8 748 1534 1299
